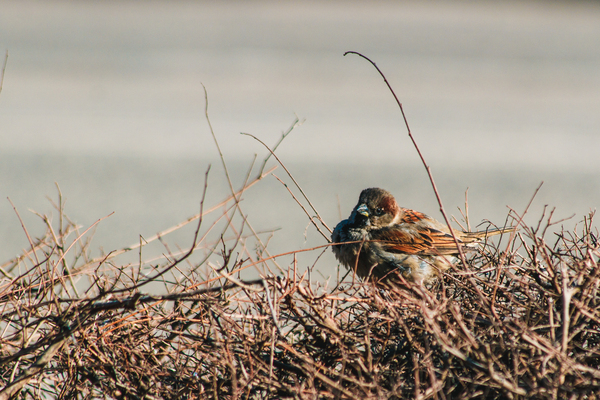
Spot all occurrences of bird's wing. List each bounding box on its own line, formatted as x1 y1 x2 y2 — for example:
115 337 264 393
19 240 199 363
399 209 429 223
371 225 463 256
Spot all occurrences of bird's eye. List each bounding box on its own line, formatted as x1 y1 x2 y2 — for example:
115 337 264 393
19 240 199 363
374 207 385 216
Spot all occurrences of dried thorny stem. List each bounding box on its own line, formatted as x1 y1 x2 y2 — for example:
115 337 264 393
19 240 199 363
0 50 7 95
241 132 332 239
204 85 283 275
257 115 305 178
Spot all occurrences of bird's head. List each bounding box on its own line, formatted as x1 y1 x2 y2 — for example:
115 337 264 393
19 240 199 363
351 187 400 229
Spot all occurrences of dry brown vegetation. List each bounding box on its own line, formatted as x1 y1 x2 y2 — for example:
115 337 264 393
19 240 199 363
2 149 599 399
2 55 600 399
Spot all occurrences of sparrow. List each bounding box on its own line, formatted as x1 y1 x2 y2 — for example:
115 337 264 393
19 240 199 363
332 188 514 285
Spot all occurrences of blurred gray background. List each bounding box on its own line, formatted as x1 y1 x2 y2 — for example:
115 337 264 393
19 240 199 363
1 1 599 279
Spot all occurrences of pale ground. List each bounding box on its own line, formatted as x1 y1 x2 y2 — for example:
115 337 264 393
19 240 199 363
1 0 599 278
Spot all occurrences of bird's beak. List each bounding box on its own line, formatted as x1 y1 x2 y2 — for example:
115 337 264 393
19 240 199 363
356 204 369 217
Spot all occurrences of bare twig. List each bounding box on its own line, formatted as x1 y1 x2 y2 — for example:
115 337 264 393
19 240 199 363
241 132 332 237
257 115 304 177
0 50 7 95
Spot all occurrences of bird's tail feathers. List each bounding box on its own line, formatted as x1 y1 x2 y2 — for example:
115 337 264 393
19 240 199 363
463 226 515 241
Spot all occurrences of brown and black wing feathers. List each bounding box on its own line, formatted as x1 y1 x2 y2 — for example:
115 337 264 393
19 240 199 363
370 226 464 256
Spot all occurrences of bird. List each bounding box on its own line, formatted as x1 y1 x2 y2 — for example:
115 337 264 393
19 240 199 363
331 187 514 285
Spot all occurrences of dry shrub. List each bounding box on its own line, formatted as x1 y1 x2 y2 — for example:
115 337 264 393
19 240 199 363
1 162 599 400
1 66 599 398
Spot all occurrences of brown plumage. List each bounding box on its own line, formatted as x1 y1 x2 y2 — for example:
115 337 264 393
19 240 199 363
332 188 514 284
